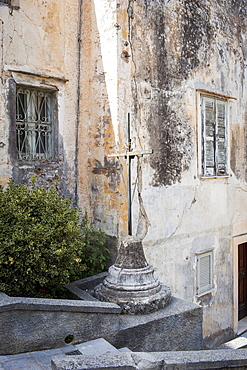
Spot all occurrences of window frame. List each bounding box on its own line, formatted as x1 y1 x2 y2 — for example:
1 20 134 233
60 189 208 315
15 85 57 162
196 249 214 296
197 91 230 179
8 80 58 164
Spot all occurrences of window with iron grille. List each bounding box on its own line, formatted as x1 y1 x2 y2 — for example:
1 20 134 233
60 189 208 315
196 250 214 296
0 0 11 4
201 95 228 177
16 86 55 161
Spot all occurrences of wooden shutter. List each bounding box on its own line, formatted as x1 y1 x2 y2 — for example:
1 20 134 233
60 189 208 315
202 97 215 176
197 250 213 295
215 100 227 176
201 95 227 177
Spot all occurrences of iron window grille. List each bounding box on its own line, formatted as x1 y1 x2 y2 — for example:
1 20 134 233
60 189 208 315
0 0 11 3
16 86 55 161
196 250 214 296
201 95 228 177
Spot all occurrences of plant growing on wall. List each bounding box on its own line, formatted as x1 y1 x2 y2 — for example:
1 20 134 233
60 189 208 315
0 181 109 298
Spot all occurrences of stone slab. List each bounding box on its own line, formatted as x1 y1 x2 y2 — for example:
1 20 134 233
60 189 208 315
103 296 203 352
51 353 137 370
0 294 121 314
65 272 108 297
65 286 99 302
133 349 247 369
75 338 119 355
51 350 247 370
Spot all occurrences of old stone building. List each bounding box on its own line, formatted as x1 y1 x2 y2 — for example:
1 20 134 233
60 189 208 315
1 0 247 347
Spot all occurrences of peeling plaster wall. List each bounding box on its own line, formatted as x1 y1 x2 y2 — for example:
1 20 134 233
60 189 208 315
0 1 79 198
126 0 247 346
77 0 132 238
1 0 247 348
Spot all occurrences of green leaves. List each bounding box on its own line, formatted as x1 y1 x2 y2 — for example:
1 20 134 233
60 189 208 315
0 181 109 298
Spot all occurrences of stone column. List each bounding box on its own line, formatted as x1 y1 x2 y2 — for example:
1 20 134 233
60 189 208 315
95 235 171 314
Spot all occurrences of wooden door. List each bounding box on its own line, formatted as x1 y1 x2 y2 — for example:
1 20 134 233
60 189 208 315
238 243 247 320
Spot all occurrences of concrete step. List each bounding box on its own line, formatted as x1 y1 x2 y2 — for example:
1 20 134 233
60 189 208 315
75 338 119 355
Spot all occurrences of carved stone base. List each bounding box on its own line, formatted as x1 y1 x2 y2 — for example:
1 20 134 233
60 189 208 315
94 236 171 315
95 273 171 315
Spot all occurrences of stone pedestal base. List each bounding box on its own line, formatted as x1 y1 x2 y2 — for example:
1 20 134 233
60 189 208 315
95 274 171 314
95 236 171 314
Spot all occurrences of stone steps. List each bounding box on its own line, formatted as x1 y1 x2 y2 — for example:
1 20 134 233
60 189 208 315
75 338 120 355
51 338 133 370
51 337 247 370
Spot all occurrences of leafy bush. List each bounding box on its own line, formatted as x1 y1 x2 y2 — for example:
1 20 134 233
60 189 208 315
80 212 109 277
0 181 108 298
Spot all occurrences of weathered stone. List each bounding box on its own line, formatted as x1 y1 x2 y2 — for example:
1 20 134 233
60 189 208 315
95 236 171 314
133 349 247 369
75 338 119 355
2 0 245 347
51 353 137 370
95 278 171 315
0 292 202 354
51 349 247 370
114 235 148 269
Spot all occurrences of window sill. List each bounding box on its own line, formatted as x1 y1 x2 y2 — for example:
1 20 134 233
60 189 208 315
196 288 215 298
200 175 230 180
17 160 58 166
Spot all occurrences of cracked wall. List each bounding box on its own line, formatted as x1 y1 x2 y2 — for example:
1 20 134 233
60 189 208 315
2 0 247 348
126 0 247 346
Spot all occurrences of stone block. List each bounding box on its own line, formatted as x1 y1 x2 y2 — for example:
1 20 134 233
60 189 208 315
51 353 137 370
75 338 119 355
104 297 203 352
0 295 202 354
133 349 247 369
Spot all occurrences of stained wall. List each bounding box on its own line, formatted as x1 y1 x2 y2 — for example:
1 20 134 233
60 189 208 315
0 0 79 198
1 0 247 347
127 0 247 346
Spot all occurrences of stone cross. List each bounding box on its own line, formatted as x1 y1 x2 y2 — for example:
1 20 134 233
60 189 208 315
95 115 171 315
108 113 152 235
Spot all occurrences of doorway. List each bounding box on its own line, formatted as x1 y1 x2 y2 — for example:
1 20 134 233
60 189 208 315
238 242 247 320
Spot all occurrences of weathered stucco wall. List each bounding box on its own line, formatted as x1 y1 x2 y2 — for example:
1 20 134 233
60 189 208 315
125 0 247 346
77 0 132 239
0 0 79 198
1 0 247 348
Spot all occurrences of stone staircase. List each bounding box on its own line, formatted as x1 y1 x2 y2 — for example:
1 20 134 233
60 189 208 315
51 338 134 370
72 338 131 355
51 337 247 370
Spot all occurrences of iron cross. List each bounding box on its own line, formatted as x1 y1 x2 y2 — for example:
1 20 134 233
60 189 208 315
108 114 152 235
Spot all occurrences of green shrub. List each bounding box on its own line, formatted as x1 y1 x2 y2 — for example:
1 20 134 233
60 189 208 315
0 181 108 298
80 212 109 277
